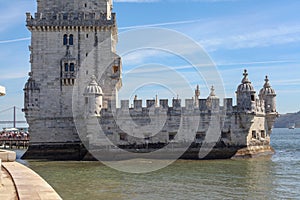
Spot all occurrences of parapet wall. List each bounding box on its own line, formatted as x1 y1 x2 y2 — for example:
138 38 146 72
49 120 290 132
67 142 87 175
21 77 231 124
118 98 234 112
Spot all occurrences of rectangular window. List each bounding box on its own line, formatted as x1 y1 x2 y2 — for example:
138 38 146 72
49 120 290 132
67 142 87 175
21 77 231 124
252 131 256 139
64 63 68 71
70 63 75 71
261 130 265 138
69 35 74 45
63 35 68 45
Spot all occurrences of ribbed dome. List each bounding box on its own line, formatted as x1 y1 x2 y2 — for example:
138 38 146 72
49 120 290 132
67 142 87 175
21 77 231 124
24 78 39 91
237 69 255 92
259 76 276 96
84 76 103 95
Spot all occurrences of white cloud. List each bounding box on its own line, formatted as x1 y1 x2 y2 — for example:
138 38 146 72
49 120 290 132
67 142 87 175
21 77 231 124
1 71 28 80
0 37 30 44
199 25 300 50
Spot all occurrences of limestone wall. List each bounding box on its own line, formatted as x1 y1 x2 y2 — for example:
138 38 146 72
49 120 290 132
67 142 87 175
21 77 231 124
84 97 269 148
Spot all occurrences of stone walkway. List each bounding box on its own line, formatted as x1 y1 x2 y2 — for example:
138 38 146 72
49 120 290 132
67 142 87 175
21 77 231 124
0 167 18 200
3 162 62 200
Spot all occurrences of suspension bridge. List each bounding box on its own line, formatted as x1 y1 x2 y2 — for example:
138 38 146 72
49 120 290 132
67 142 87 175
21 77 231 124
0 106 27 128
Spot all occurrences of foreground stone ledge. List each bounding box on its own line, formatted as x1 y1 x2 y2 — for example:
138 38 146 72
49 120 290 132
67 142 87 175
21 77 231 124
3 162 62 200
0 150 16 162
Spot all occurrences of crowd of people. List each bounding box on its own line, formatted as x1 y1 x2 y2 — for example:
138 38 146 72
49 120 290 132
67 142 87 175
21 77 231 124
0 130 30 140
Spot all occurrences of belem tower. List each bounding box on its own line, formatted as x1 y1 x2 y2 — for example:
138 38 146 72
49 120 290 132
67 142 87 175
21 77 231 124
22 0 278 160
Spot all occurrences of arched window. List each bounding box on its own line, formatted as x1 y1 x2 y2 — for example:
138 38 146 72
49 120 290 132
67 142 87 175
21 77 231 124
70 63 75 71
69 34 74 45
63 34 68 45
64 63 69 71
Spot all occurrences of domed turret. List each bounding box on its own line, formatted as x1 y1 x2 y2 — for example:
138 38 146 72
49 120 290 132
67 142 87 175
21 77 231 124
84 76 103 117
259 76 276 97
24 73 39 91
206 86 219 110
84 76 103 95
24 72 40 111
237 70 255 93
236 69 256 113
259 76 276 113
24 78 38 91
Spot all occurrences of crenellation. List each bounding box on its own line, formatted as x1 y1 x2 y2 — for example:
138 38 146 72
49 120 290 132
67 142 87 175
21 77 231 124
146 100 155 108
199 99 207 111
120 100 129 110
160 99 169 109
27 12 116 31
172 99 181 108
223 98 233 112
133 100 142 109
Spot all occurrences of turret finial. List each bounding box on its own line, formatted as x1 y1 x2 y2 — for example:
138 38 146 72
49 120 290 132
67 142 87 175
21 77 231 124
242 69 250 83
91 75 96 81
88 75 98 86
210 85 216 96
155 95 159 107
264 75 271 88
195 85 200 98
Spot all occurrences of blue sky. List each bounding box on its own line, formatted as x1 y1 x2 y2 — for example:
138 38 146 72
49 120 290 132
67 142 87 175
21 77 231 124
0 0 300 127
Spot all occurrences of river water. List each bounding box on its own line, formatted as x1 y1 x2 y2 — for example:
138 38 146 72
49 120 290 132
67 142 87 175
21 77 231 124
20 128 300 200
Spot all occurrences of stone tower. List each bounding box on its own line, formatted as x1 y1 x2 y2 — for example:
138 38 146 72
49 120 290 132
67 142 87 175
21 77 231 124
236 69 256 113
259 76 278 132
23 0 122 160
259 76 276 113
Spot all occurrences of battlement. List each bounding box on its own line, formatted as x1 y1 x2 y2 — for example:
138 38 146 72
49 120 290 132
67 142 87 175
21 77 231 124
36 0 112 14
117 98 234 112
26 12 116 29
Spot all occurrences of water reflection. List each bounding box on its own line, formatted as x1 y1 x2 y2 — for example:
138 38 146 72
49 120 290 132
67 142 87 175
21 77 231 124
17 129 300 199
26 158 278 200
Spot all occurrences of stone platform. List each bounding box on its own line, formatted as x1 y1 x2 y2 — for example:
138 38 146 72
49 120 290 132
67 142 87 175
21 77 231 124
0 150 62 200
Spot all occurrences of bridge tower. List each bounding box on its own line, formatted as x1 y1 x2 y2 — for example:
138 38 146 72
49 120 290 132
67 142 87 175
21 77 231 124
23 0 122 159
